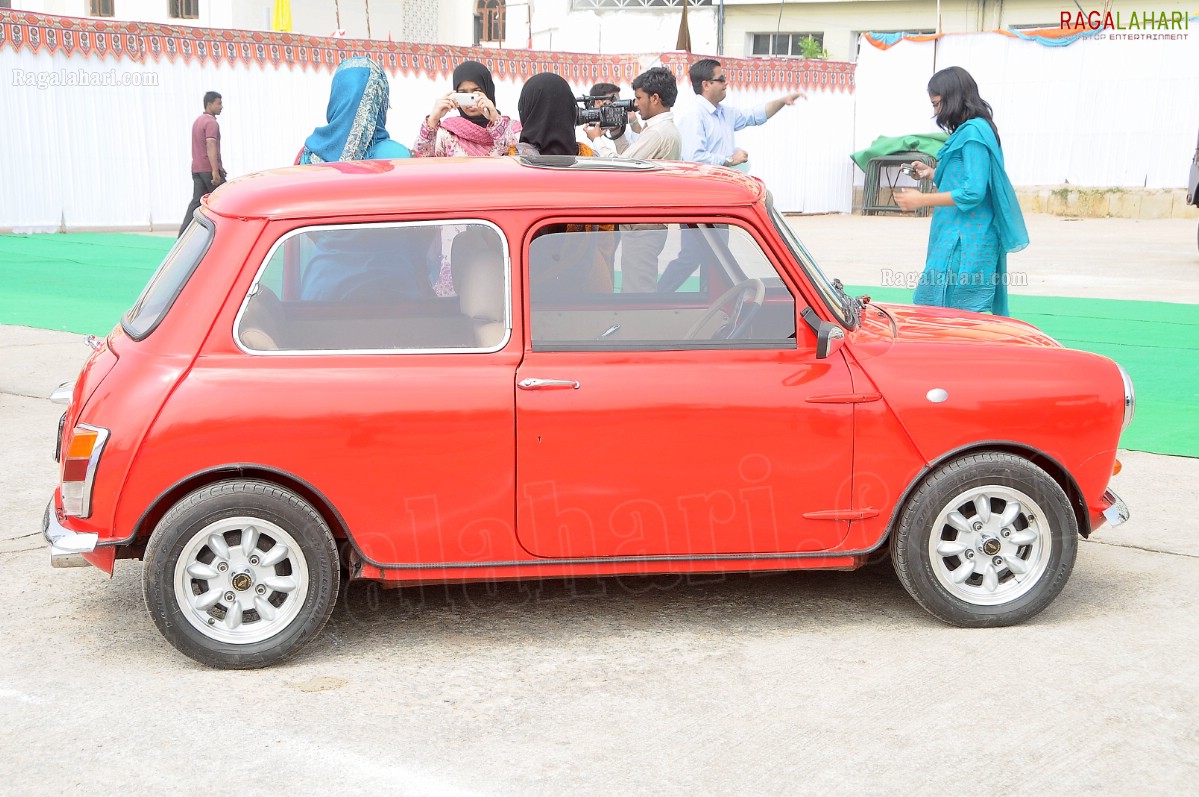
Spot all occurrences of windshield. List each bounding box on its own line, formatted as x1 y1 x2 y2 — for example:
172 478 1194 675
122 217 213 339
767 199 859 329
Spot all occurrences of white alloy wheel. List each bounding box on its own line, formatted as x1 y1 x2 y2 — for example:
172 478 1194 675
892 452 1078 627
926 485 1050 606
144 480 339 669
173 517 310 645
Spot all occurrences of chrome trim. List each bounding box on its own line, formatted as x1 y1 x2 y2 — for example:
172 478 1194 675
49 381 74 404
1101 489 1130 527
233 218 513 357
1117 363 1135 431
352 541 887 571
85 335 104 352
42 501 98 568
518 378 580 390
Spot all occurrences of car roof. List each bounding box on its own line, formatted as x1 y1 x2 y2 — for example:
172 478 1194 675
205 156 767 220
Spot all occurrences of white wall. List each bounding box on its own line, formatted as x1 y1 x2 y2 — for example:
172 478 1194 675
11 0 238 28
7 1 439 42
853 31 1199 189
5 10 1195 231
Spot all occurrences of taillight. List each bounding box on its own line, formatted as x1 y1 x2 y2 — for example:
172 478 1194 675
61 424 109 517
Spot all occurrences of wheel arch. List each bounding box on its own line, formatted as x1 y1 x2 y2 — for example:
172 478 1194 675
119 464 352 556
882 441 1091 548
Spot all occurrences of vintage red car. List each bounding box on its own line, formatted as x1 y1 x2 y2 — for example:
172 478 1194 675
43 155 1132 668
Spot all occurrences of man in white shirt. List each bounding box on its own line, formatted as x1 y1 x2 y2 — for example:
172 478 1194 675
616 66 683 292
618 67 682 160
658 59 802 291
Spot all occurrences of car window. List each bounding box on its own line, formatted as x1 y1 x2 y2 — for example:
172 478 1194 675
238 221 510 353
529 222 796 351
122 217 213 340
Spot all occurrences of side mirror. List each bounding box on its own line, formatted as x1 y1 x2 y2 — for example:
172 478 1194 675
801 306 846 360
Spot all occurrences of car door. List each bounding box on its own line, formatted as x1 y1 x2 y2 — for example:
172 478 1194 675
209 218 522 566
515 219 856 559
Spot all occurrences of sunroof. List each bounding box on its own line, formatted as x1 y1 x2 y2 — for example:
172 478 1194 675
516 155 662 172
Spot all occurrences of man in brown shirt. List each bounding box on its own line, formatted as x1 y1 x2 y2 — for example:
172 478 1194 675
179 91 225 236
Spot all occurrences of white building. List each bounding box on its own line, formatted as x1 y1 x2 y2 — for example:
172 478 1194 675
8 1 1191 63
1 1 459 43
3 1 717 52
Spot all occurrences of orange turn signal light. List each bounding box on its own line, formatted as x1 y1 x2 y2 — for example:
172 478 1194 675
1112 459 1122 476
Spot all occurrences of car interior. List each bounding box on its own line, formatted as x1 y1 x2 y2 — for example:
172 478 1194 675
235 220 798 353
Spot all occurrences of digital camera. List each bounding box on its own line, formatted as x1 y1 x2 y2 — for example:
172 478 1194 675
450 92 480 108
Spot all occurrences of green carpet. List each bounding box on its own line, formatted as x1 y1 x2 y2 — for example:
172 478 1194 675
2 234 1195 457
0 233 175 335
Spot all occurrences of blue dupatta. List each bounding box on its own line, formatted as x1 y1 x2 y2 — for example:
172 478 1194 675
935 118 1028 255
301 57 409 163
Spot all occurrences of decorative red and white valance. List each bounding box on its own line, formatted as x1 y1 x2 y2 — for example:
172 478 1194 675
0 10 853 92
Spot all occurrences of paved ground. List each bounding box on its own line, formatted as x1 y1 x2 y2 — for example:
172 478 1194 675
2 213 1197 795
794 212 1199 304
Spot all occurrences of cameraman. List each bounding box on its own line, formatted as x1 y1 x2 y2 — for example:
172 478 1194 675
579 82 640 157
617 66 683 292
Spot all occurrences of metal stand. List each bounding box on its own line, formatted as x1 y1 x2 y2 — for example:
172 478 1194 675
862 152 936 217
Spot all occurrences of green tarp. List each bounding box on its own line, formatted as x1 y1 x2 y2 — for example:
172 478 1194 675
851 133 948 172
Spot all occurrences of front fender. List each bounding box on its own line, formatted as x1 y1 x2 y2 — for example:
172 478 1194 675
856 343 1124 511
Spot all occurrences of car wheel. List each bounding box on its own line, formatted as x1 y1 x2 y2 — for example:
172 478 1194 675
891 452 1078 627
143 480 339 669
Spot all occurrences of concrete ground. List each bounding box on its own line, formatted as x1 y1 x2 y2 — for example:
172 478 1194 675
792 212 1199 304
1 214 1197 796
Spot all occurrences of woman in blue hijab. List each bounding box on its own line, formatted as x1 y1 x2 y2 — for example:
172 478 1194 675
297 58 416 301
299 57 410 163
895 66 1027 316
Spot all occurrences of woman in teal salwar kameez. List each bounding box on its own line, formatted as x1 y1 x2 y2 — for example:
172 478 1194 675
895 67 1028 316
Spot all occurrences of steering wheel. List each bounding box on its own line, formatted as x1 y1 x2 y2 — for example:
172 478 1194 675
684 278 765 340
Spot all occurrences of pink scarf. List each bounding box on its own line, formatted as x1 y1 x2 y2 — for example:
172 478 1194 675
440 116 503 156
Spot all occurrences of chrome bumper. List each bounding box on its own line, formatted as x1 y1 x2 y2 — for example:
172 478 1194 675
42 501 98 568
1101 489 1130 528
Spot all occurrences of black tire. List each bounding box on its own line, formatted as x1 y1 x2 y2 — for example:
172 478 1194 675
891 452 1078 627
143 480 339 669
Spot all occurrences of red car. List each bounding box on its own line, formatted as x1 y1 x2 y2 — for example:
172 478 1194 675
43 156 1132 668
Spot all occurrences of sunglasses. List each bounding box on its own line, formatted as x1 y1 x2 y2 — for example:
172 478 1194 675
707 75 728 83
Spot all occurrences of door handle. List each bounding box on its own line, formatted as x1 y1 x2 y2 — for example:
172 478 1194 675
518 378 580 390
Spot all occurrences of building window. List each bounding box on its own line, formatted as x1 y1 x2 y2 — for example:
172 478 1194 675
169 0 199 20
475 0 506 43
89 0 115 16
572 0 711 8
750 32 824 58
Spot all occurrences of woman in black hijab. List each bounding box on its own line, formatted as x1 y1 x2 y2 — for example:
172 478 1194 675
517 72 590 157
413 60 519 157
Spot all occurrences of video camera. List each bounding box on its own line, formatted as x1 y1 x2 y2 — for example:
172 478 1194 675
575 95 635 138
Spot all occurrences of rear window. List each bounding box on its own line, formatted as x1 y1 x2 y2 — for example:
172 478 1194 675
122 217 213 339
